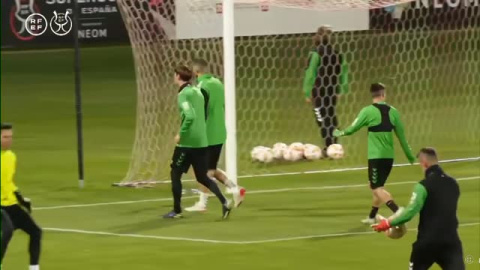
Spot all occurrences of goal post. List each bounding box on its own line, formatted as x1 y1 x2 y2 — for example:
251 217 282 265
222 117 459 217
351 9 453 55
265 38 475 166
223 0 239 184
116 0 479 186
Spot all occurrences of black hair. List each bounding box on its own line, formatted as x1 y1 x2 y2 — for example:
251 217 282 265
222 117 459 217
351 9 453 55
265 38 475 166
174 65 193 82
1 123 13 130
417 147 438 159
370 83 386 98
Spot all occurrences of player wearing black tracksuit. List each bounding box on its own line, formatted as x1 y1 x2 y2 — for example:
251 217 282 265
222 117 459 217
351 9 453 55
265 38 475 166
303 26 349 150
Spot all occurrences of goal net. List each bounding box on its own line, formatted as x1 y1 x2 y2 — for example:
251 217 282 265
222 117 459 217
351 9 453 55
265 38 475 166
116 0 479 186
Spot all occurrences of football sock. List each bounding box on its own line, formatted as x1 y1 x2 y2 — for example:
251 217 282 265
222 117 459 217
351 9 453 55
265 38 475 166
199 192 209 205
386 200 399 213
369 207 379 219
30 265 39 270
223 179 237 189
170 169 183 213
198 177 227 205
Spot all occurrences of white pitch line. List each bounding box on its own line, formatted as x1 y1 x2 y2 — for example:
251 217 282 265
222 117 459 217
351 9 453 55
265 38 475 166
43 222 480 245
34 176 480 211
239 157 480 179
123 156 480 184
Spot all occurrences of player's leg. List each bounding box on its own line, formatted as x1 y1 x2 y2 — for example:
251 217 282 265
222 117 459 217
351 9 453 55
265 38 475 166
191 148 231 219
164 147 190 218
362 160 383 224
362 192 382 225
436 241 465 270
371 159 399 213
206 144 244 207
409 242 435 270
214 168 246 208
323 87 338 147
4 205 42 269
311 90 326 149
1 209 14 263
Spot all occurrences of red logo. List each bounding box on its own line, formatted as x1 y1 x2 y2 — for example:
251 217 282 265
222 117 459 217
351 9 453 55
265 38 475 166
10 0 41 41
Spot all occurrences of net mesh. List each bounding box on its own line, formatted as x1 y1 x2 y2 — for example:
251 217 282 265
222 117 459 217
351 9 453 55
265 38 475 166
116 0 479 185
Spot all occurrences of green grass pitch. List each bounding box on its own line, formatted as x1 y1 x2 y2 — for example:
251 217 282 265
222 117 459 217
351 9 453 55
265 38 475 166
1 47 479 269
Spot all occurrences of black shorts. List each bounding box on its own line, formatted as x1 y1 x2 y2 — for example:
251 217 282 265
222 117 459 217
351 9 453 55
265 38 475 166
170 147 208 174
207 144 223 170
1 204 40 233
410 240 465 270
368 158 394 189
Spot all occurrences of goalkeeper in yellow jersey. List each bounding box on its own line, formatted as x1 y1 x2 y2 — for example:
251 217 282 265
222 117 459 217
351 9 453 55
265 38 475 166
1 123 42 270
185 59 246 212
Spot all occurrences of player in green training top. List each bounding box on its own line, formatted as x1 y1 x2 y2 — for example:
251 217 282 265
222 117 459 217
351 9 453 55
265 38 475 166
373 148 464 270
303 25 349 153
333 83 415 225
185 59 246 212
163 65 231 220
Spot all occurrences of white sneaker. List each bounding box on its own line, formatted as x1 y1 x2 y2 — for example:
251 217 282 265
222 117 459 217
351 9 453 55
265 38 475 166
361 217 376 225
233 187 246 208
185 201 207 212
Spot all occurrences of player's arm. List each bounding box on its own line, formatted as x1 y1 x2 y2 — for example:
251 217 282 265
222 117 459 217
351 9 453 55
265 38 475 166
338 56 349 95
178 93 196 135
392 110 415 163
303 51 320 99
14 190 32 213
373 183 427 231
334 108 369 137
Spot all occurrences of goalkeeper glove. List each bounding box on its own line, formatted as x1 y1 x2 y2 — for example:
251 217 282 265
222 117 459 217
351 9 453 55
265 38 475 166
333 129 344 137
371 219 391 232
14 191 32 213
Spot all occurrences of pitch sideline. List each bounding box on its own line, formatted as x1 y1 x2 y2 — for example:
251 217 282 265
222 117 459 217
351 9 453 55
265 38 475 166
35 175 480 211
44 222 480 245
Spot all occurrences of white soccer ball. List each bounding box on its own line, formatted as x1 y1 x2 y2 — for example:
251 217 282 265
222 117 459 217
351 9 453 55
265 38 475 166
251 146 274 163
326 144 344 160
385 224 408 239
272 143 288 159
283 148 304 161
289 142 305 153
303 144 323 160
250 146 265 161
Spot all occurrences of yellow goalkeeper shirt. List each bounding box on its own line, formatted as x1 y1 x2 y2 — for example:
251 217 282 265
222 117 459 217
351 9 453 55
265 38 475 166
1 150 18 206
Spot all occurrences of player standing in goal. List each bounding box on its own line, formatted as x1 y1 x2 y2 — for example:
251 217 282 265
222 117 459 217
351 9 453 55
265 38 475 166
164 65 231 219
333 83 415 224
373 148 465 270
185 59 246 212
1 123 42 270
303 25 349 152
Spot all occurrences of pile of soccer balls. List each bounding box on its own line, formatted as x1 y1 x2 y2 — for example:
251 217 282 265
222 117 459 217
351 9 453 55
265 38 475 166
251 142 344 163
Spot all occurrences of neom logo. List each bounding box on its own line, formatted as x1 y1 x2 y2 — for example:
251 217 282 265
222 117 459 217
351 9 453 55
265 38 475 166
415 0 479 8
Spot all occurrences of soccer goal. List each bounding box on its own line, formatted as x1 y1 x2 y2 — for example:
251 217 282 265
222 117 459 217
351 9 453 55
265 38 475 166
115 0 479 186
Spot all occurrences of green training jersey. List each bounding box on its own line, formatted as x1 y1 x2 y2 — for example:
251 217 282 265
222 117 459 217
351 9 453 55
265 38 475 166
197 74 227 146
302 49 349 98
340 102 415 161
177 84 208 148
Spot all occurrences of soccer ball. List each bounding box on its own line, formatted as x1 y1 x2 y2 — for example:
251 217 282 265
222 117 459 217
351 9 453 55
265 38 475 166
377 213 408 240
326 144 344 159
303 144 323 160
385 224 408 239
283 148 304 161
289 142 305 153
250 146 274 163
272 143 288 159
